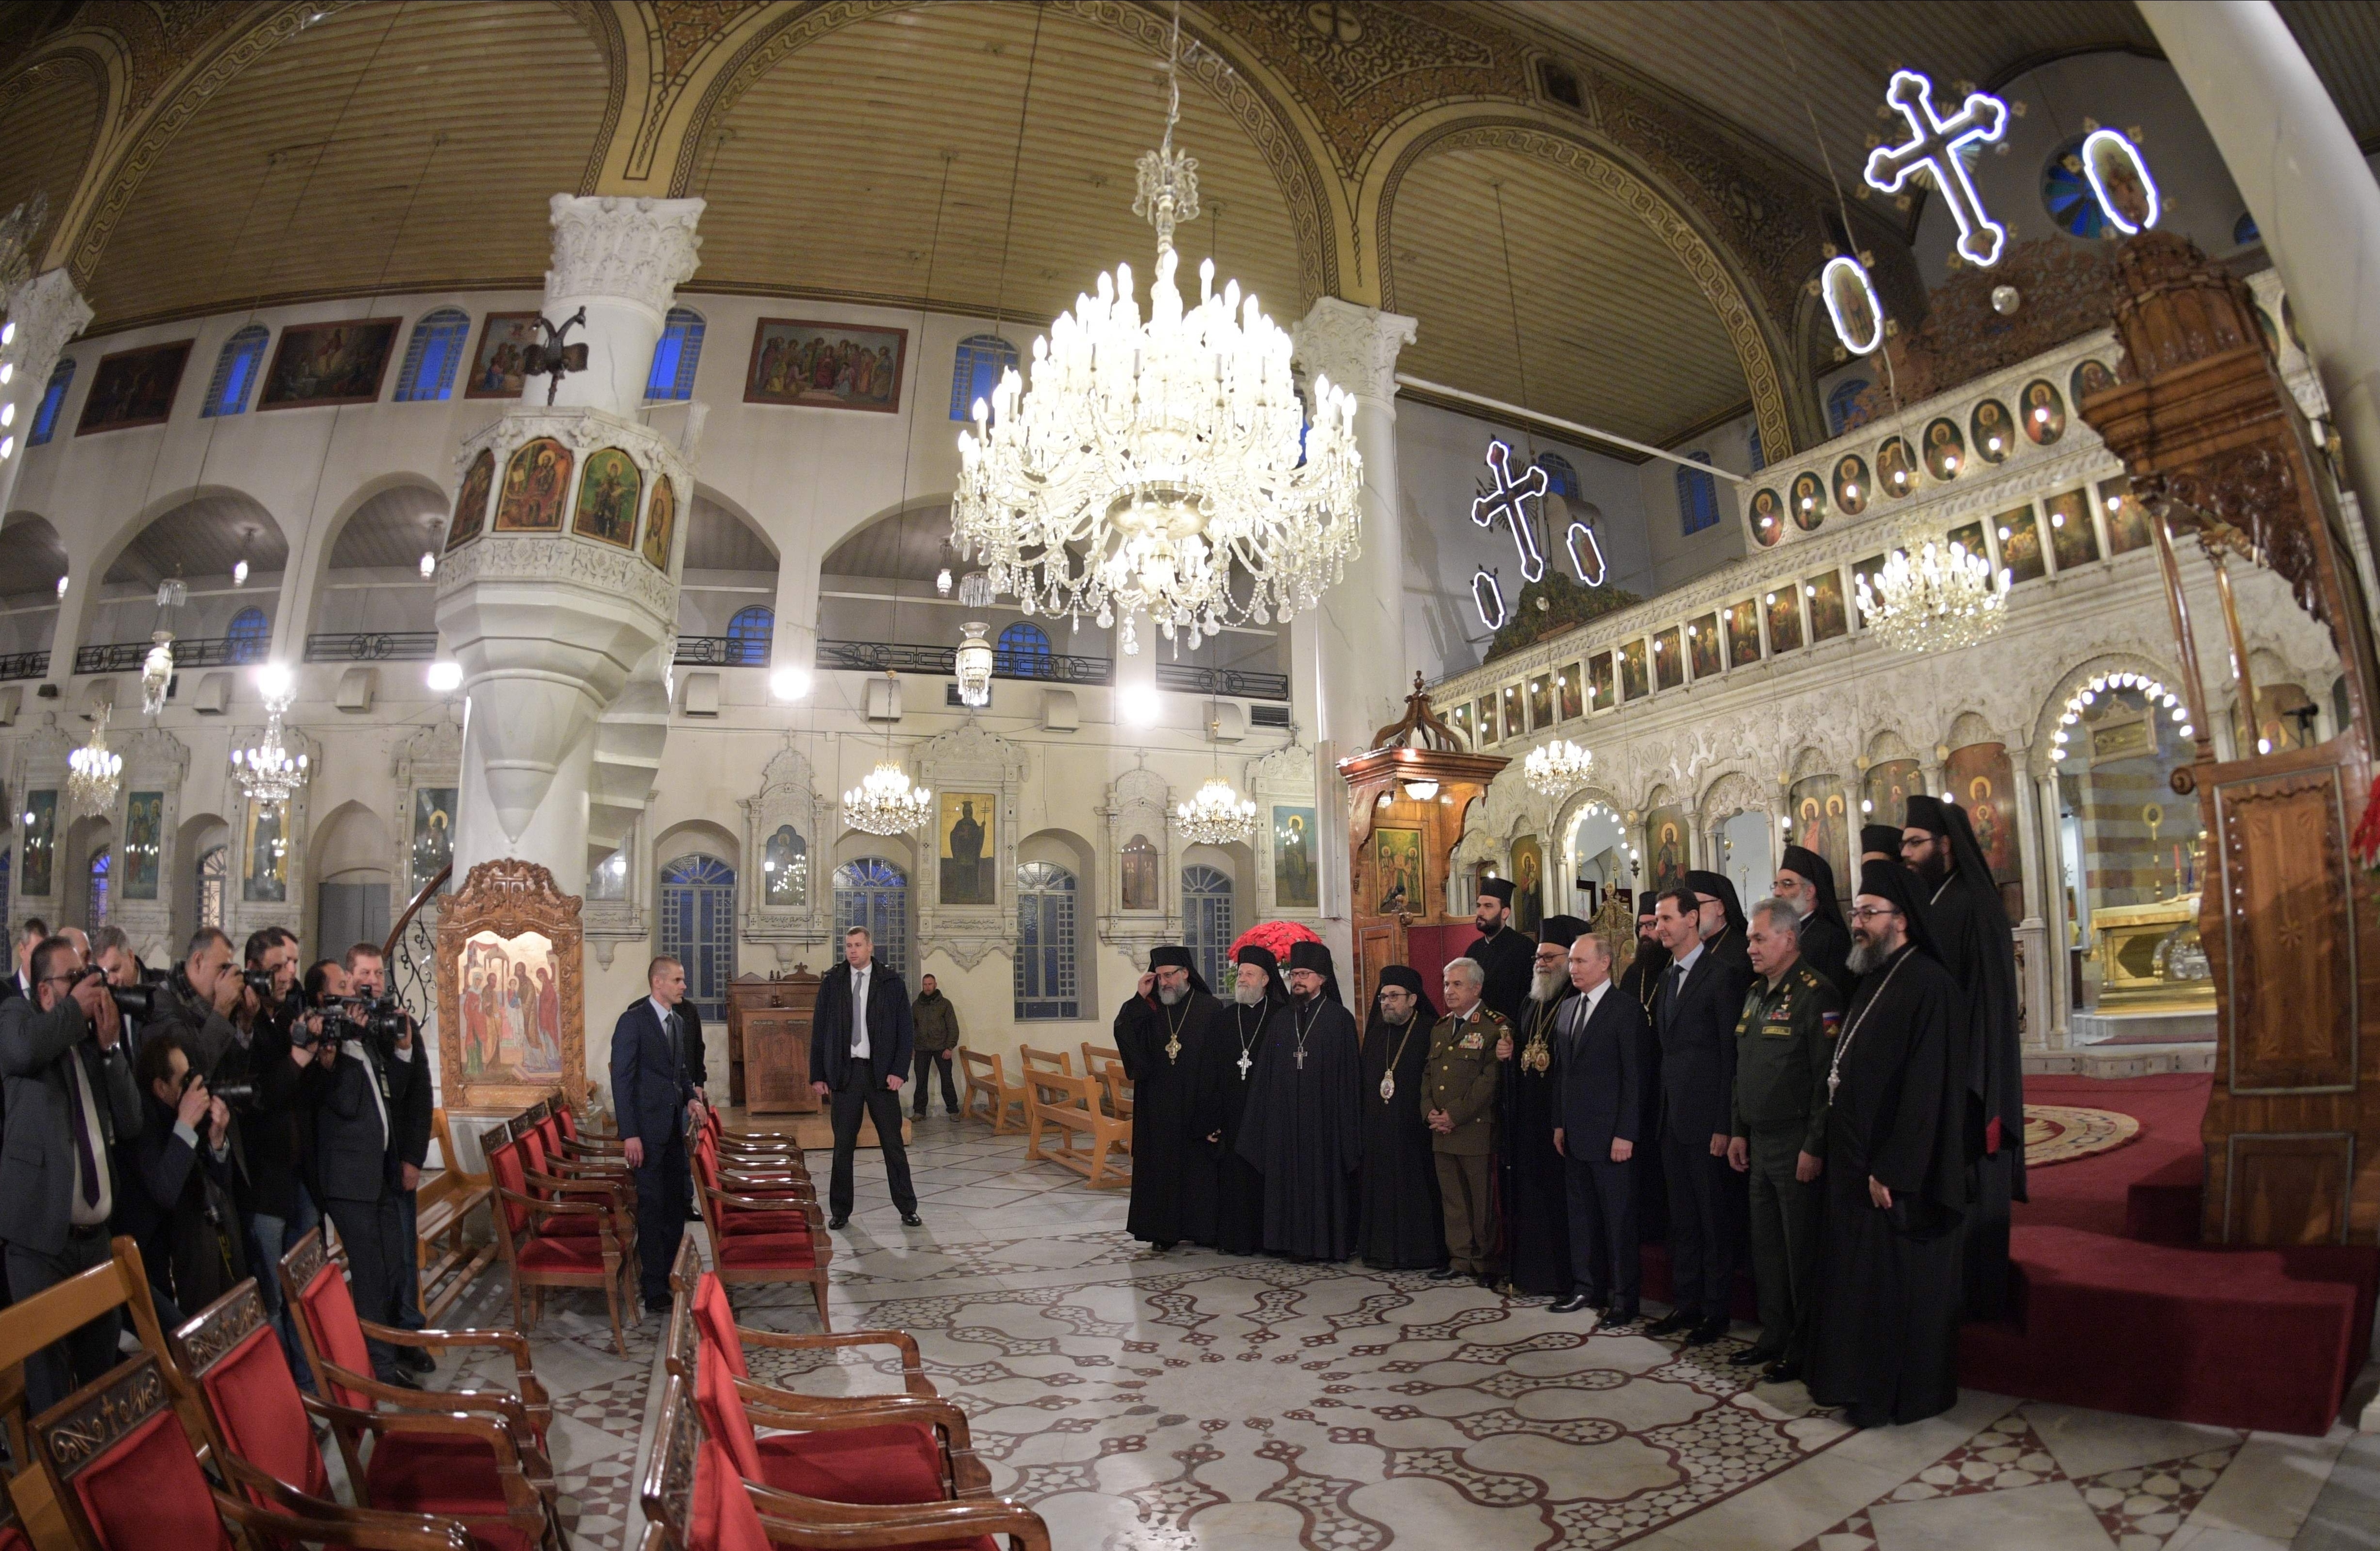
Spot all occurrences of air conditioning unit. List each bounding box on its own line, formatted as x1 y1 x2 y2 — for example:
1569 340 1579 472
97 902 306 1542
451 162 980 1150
682 672 721 717
1040 689 1078 733
335 667 376 712
0 687 19 726
1205 702 1246 742
865 677 902 722
190 672 233 714
1250 703 1292 728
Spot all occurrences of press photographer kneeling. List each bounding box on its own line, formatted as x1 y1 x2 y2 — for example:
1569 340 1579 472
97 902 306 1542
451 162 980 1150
123 1027 243 1319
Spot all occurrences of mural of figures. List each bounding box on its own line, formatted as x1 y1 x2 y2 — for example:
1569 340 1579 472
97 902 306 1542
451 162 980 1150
1832 454 1870 517
1863 759 1921 829
1528 674 1555 730
1725 600 1762 667
1947 742 2023 917
1120 834 1158 911
466 312 542 399
2100 475 2151 555
1687 615 1722 680
744 318 907 411
459 931 564 1081
1790 470 1827 532
1923 417 1965 480
2045 489 2100 571
1653 627 1684 691
1971 399 2014 462
1274 806 1318 909
260 319 398 408
1587 651 1614 711
1877 436 1917 498
1619 639 1650 701
411 787 455 891
77 341 191 434
641 474 679 572
1790 776 1850 894
123 792 163 900
1749 488 1785 547
1764 586 1804 653
2071 357 2118 404
1805 571 1849 642
447 448 494 551
1996 503 2047 583
1509 835 1545 937
573 448 642 547
763 825 808 905
2022 378 2067 444
1948 521 1989 565
494 437 572 531
1645 807 1689 894
1373 827 1422 915
243 799 287 903
939 793 995 905
1557 662 1584 720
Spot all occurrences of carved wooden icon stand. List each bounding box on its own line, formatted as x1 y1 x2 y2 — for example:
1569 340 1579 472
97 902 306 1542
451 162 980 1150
434 858 588 1111
2083 233 2380 1246
1337 674 1509 1015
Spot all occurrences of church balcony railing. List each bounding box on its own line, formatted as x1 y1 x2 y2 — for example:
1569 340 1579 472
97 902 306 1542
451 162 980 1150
1155 662 1291 701
814 638 1115 685
75 635 266 674
675 635 771 667
304 631 439 663
0 650 49 681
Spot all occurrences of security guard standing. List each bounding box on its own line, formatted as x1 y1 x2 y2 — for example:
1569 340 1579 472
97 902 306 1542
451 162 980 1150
1725 898 1842 1385
1424 957 1508 1286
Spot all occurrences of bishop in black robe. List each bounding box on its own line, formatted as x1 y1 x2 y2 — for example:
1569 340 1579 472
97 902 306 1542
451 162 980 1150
1686 868 1754 975
1236 940 1363 1261
1114 945 1220 1250
1808 860 1971 1429
1499 916 1584 1294
1903 795 2025 1321
1195 943 1283 1254
1777 845 1855 998
1358 965 1443 1270
1618 905 1672 1243
1467 877 1538 1027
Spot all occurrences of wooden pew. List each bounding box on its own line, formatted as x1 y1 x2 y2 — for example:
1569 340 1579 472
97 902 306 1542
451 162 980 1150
413 1109 497 1322
960 1048 1029 1133
1021 1049 1129 1188
1080 1042 1133 1125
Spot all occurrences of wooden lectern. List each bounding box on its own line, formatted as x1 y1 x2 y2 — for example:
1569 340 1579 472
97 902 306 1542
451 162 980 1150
1337 675 1509 1015
2082 234 2380 1245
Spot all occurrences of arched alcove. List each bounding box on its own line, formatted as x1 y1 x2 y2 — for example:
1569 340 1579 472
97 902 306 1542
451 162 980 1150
311 799 394 953
0 512 67 661
86 489 287 666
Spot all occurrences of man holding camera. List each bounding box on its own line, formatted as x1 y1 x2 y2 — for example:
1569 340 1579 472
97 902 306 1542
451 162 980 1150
0 934 143 1411
346 944 432 1337
307 957 423 1384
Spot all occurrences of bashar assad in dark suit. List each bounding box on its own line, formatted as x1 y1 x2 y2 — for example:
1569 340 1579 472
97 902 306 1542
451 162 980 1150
610 955 701 1312
809 926 919 1230
1552 932 1646 1323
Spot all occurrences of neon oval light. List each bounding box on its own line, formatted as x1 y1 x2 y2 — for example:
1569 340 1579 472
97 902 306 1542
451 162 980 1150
1472 568 1507 630
1566 521 1608 588
2079 128 2160 236
1820 254 1886 357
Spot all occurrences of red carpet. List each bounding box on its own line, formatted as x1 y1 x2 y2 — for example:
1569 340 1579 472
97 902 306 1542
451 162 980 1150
1957 1072 2378 1436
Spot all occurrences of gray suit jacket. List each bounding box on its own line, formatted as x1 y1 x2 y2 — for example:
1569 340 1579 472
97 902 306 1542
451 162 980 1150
0 994 142 1256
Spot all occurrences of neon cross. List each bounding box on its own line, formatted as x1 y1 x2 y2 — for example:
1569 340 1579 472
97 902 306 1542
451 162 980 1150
1472 440 1548 583
1864 69 2011 268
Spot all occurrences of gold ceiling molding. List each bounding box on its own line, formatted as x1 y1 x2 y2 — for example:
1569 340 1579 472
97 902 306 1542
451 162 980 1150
553 0 630 195
1376 117 1793 462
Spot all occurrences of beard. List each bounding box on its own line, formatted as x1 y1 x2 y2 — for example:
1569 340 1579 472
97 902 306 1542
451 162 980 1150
1380 1004 1414 1026
1847 934 1890 974
1233 982 1267 1007
1910 846 1949 889
1157 984 1186 1006
1529 966 1565 1002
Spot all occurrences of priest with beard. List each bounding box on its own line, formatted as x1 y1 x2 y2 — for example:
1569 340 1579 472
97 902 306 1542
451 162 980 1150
1902 795 2025 1320
1685 870 1753 973
1194 944 1284 1255
1807 860 1970 1429
1618 897 1672 1241
1498 917 1585 1295
1356 965 1444 1271
1467 878 1538 1027
1113 946 1221 1252
1235 941 1363 1261
1775 846 1855 997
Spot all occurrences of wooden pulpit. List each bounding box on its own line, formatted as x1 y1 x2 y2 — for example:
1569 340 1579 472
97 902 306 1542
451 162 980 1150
728 968 821 1114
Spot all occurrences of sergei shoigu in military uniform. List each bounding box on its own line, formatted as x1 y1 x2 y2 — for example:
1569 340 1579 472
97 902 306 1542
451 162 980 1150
1423 956 1508 1285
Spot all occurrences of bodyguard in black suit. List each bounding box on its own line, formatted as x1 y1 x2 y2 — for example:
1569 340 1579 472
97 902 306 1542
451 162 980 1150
611 956 700 1311
808 926 919 1229
1551 932 1646 1321
1647 884 1756 1346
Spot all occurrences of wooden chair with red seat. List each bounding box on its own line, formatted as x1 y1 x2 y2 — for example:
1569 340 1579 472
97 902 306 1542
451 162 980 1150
694 1121 816 1207
541 1092 625 1163
694 1151 833 1331
168 1281 562 1551
482 1120 637 1353
662 1237 940 1406
499 1113 641 1241
276 1229 560 1479
515 1105 640 1213
26 1352 479 1551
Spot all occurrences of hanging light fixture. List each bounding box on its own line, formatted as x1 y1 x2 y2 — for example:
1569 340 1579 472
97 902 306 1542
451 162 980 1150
1176 775 1257 845
141 579 186 719
66 707 122 819
1525 738 1595 798
956 569 995 609
1854 536 2010 654
842 758 933 837
950 8 1361 657
954 621 994 708
231 664 310 807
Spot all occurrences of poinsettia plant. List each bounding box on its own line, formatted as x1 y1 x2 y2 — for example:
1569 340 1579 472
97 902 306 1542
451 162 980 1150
2352 773 2380 874
1229 919 1322 964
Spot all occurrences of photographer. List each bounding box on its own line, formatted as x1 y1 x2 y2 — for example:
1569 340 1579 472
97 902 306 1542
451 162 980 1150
216 927 324 1387
91 926 144 990
3 917 48 1002
346 942 432 1350
308 958 415 1386
141 927 245 1072
122 1027 243 1316
0 935 143 1412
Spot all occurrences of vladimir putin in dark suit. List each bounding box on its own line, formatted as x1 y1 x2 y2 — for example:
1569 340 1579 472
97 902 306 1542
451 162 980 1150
1551 932 1646 1323
611 955 702 1312
809 926 919 1230
1648 884 1756 1346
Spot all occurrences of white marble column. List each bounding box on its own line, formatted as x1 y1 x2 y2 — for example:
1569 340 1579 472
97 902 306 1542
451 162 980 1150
0 268 92 556
536 194 706 417
2141 0 2380 556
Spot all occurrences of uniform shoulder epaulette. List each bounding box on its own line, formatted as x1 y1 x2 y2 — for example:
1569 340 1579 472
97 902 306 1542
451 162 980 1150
1796 964 1823 987
1483 1009 1511 1027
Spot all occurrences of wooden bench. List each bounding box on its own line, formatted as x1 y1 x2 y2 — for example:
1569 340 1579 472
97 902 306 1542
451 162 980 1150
414 1109 498 1322
1079 1043 1133 1124
960 1048 1030 1133
1021 1050 1129 1189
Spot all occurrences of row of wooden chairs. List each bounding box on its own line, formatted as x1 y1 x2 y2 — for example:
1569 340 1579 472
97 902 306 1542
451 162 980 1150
688 1108 833 1330
482 1094 642 1355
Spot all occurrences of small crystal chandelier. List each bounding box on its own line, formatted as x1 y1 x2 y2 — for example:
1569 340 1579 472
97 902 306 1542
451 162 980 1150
231 667 310 807
950 17 1361 656
955 569 995 610
141 632 174 716
954 622 994 708
1176 775 1257 845
842 760 933 837
1525 738 1594 798
66 707 122 819
1855 536 2010 654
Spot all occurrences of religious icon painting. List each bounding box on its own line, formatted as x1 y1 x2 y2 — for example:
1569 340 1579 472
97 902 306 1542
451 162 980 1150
1475 696 1498 744
1587 652 1614 711
19 789 54 897
2045 488 2100 570
1372 827 1423 916
2071 357 2118 405
259 318 399 409
242 798 288 904
122 792 164 900
641 474 679 572
1509 835 1545 937
1876 435 1918 498
1790 776 1849 887
1851 554 1888 615
466 312 543 398
1805 570 1849 642
1946 742 2021 890
447 447 495 551
411 786 455 892
1748 487 1786 547
763 825 807 905
2021 379 2067 444
1789 470 1827 532
1864 758 1920 826
1832 454 1871 517
1724 600 1762 668
1995 504 2046 583
1923 417 1965 480
494 437 572 531
1946 520 1989 568
1645 806 1689 894
1970 398 2014 463
938 792 996 906
1501 684 1525 737
1120 834 1158 910
2098 475 2151 555
1652 626 1684 691
744 318 907 412
1448 700 1473 746
1557 662 1584 721
1274 806 1319 909
76 340 191 434
572 447 642 548
457 929 566 1082
1527 674 1554 730
1686 614 1722 680
1618 639 1649 701
1764 586 1804 653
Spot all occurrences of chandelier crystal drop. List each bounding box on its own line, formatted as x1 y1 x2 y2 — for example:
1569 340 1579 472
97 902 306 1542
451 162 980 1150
1854 536 2010 654
66 707 122 819
955 570 995 610
1175 774 1257 845
950 80 1362 656
842 760 933 837
231 673 310 807
1524 738 1595 798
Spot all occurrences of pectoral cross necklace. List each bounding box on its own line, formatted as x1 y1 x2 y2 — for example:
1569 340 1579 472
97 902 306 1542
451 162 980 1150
1234 1004 1262 1080
1163 998 1191 1064
1292 997 1322 1071
1827 949 1909 1101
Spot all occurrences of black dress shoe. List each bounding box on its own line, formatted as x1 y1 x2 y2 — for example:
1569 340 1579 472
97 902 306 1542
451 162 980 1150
1605 1305 1641 1326
377 1367 422 1391
1728 1343 1784 1367
1548 1293 1592 1314
1682 1316 1731 1348
900 1211 923 1227
397 1345 437 1374
1426 1265 1462 1281
1644 1309 1695 1337
1762 1360 1804 1384
828 1214 850 1229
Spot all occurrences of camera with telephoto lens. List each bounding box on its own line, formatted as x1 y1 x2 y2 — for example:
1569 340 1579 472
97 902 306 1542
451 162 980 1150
72 965 159 1022
330 992 411 1047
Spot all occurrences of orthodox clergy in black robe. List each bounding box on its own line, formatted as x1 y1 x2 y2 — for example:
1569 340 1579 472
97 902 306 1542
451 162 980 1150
1808 860 1970 1429
1860 824 1903 865
1195 943 1284 1255
1114 946 1220 1249
1357 965 1443 1270
1778 845 1855 999
1499 916 1584 1294
1903 795 2025 1321
1686 869 1754 975
1236 941 1364 1261
1619 905 1673 1242
1467 877 1538 1027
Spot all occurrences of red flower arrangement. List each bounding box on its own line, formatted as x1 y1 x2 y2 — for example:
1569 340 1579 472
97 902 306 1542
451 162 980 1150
1229 919 1322 964
2353 774 2380 874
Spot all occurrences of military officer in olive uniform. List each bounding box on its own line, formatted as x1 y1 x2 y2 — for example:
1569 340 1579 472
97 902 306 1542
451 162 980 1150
1725 897 1843 1385
1424 957 1508 1285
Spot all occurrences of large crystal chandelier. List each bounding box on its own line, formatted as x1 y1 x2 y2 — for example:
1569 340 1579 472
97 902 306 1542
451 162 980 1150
1176 774 1256 845
1525 738 1594 798
842 759 932 837
66 707 122 819
950 41 1362 656
231 666 310 806
1855 535 2010 654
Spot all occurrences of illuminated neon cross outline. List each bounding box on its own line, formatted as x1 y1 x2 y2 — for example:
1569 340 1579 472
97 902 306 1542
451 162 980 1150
1864 70 2010 268
1472 440 1548 583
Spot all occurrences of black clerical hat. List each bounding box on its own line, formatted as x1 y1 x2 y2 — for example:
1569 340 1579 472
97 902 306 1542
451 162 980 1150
1233 943 1286 1002
1378 965 1426 995
1683 869 1746 931
1779 844 1846 928
1477 877 1516 904
1369 964 1439 1033
1856 857 1940 958
1903 794 1951 835
1148 945 1194 972
1860 823 1904 856
1538 914 1589 949
1288 941 1334 975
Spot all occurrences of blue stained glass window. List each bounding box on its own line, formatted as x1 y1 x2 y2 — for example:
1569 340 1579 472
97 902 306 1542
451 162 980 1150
1747 424 1765 471
2233 211 2260 247
1535 453 1579 500
951 334 1019 421
647 307 706 402
1182 865 1234 993
835 858 908 982
995 622 1052 678
203 326 270 418
226 607 270 663
393 308 471 403
29 358 72 445
725 606 774 666
2042 135 2109 241
1677 452 1721 535
1827 379 1875 437
658 853 737 1023
1015 861 1079 1019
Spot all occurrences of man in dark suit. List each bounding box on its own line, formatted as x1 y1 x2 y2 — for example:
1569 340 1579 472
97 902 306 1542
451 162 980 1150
310 958 416 1386
1647 884 1755 1347
611 955 702 1313
1551 931 1645 1324
344 943 436 1364
809 926 919 1230
1 916 48 1003
0 934 142 1411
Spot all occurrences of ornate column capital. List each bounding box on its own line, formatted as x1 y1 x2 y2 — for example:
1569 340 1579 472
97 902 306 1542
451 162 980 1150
1293 295 1418 405
3 268 92 384
544 194 705 318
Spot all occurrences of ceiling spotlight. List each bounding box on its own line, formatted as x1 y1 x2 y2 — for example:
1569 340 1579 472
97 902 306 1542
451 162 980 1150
233 559 250 587
419 551 436 578
425 660 463 693
770 667 812 701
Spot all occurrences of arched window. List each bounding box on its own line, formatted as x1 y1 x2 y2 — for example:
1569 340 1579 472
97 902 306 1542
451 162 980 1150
29 358 72 445
393 308 472 403
1827 378 1875 437
647 307 706 402
1676 452 1720 536
1182 864 1233 992
2233 211 2261 247
1534 453 1578 500
1015 861 1078 1019
725 605 774 666
87 847 110 931
950 334 1019 421
834 859 908 981
203 326 270 418
197 845 227 930
226 607 270 663
658 853 737 1023
1747 424 1765 472
763 824 808 906
995 621 1052 678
